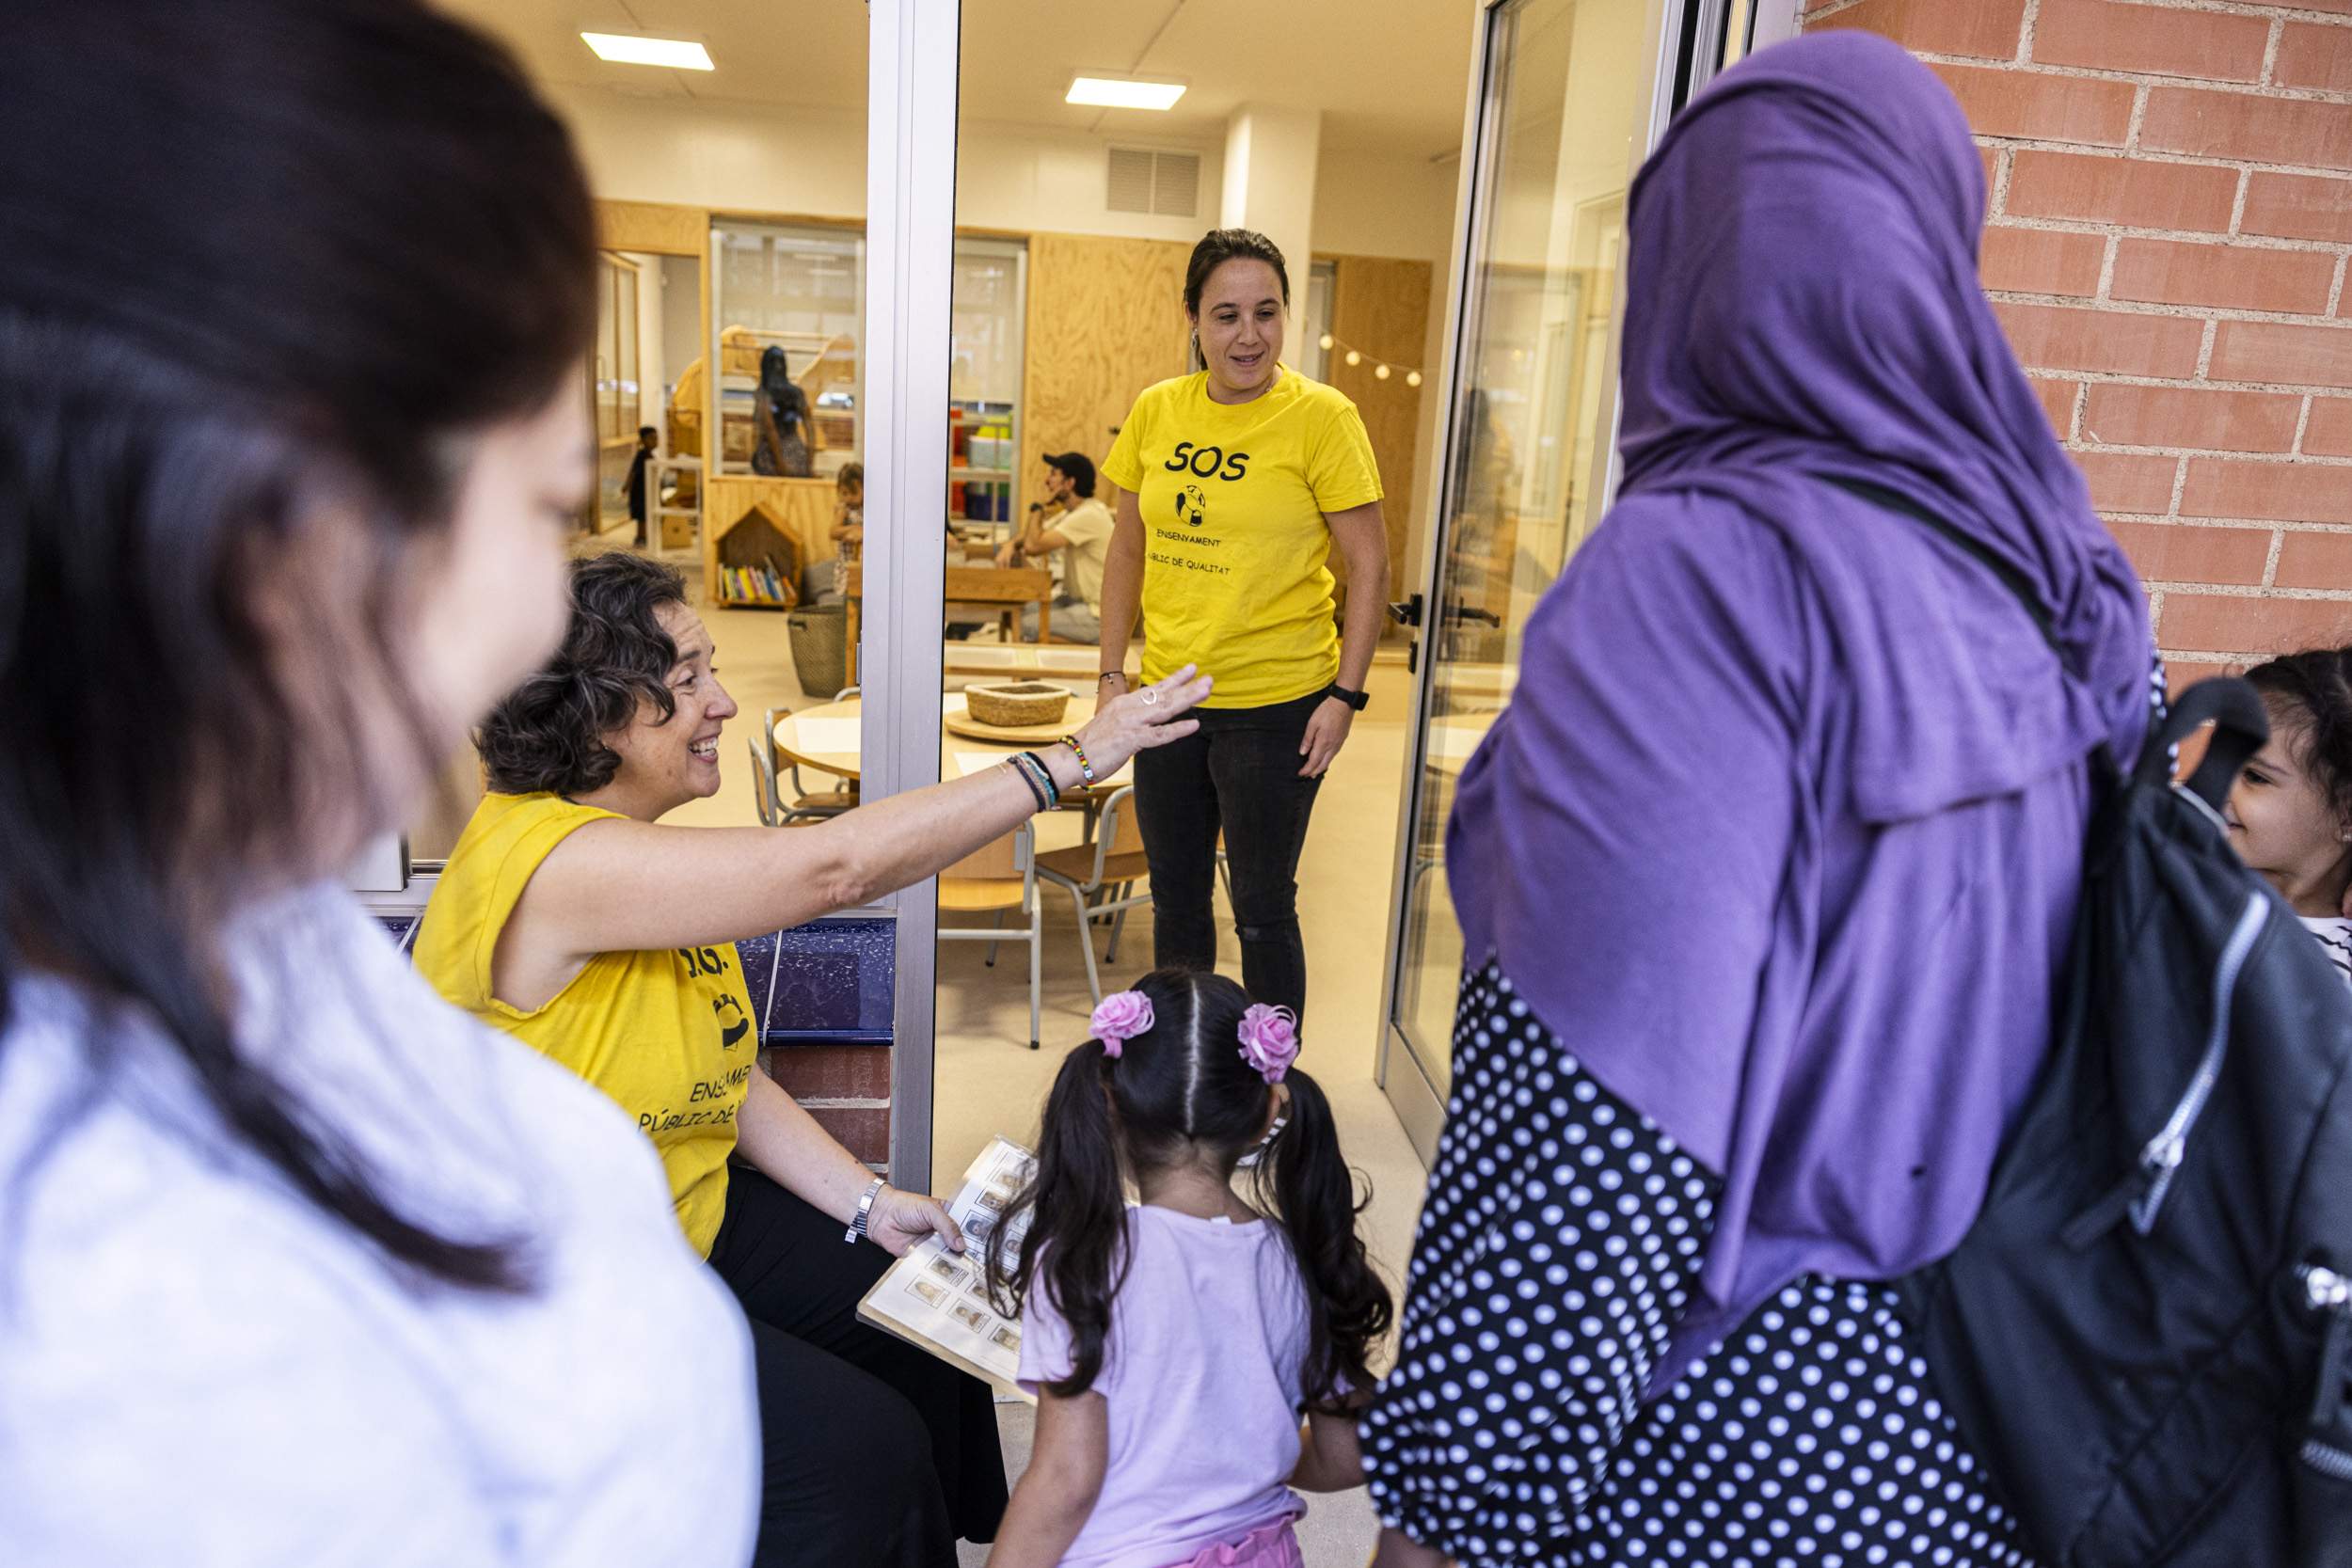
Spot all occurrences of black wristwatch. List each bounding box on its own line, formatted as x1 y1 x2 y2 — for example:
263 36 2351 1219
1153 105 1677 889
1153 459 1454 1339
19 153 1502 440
1326 683 1370 713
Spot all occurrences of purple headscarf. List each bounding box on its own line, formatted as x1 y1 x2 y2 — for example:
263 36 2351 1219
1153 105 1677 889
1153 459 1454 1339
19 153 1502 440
1444 33 2153 1381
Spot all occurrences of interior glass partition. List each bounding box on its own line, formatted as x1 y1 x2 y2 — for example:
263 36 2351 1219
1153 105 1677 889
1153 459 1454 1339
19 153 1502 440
1379 0 1683 1159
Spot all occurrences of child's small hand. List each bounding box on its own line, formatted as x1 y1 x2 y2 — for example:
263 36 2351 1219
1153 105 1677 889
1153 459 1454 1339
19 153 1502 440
867 1185 966 1258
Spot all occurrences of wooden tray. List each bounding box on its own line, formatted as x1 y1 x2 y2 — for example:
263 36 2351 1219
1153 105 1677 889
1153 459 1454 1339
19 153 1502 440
943 695 1096 746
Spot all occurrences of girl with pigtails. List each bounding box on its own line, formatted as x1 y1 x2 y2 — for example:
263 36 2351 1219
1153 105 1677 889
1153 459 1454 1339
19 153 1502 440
982 970 1393 1568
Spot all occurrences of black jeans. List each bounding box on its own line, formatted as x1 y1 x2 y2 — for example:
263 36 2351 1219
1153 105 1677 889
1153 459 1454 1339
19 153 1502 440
707 1169 1008 1568
1130 689 1327 1020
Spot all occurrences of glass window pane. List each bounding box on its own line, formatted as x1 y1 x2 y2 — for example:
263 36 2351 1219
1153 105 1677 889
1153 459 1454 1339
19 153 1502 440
1394 0 1652 1092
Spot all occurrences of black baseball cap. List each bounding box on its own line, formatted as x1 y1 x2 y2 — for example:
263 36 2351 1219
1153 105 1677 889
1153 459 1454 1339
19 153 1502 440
1041 451 1096 495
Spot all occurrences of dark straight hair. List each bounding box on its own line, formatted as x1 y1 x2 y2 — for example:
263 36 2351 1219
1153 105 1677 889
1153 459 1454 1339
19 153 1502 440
0 0 597 1289
985 970 1392 1411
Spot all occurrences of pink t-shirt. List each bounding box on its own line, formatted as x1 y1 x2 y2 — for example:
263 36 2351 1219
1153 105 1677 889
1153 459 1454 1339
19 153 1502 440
1017 1206 1311 1568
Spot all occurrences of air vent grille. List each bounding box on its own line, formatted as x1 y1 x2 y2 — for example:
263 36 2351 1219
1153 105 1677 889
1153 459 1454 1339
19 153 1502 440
1106 147 1201 217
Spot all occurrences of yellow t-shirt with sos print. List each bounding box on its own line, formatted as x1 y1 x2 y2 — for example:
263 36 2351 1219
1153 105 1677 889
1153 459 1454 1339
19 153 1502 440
415 792 757 1257
1103 367 1382 708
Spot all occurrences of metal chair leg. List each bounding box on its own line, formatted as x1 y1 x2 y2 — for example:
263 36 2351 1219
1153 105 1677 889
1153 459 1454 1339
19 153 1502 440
1057 880 1104 1006
985 908 1005 968
1027 899 1042 1050
1106 891 1133 966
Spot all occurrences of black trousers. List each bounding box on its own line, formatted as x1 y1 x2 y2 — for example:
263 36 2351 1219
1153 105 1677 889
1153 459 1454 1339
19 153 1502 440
707 1169 1008 1568
1129 689 1327 1020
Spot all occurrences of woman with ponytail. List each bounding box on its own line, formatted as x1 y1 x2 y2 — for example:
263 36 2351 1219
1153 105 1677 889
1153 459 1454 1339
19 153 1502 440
982 970 1391 1568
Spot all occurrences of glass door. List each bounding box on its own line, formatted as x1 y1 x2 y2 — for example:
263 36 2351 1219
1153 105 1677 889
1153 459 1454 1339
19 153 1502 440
1376 0 1709 1162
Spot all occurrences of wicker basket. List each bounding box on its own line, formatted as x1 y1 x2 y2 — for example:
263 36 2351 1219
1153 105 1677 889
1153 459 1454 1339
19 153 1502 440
965 681 1072 729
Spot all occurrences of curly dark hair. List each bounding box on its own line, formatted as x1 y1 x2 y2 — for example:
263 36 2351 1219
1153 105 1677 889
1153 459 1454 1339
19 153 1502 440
478 552 691 796
2245 646 2352 829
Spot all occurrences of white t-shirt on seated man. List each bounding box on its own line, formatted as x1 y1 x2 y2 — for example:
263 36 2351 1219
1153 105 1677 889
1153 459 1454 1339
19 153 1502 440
998 450 1114 644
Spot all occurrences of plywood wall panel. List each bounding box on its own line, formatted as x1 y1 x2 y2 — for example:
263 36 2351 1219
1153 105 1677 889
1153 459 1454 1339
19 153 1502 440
596 198 709 256
1023 234 1195 513
1327 254 1433 606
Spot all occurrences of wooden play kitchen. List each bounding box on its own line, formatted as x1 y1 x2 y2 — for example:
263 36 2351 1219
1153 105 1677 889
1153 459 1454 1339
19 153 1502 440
841 562 1054 684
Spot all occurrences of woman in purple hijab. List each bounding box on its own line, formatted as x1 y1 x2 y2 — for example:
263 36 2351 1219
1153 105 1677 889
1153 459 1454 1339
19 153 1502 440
1362 33 2154 1568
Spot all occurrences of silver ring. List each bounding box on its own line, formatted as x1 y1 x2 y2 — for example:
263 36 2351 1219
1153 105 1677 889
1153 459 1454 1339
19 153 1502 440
1140 689 1161 706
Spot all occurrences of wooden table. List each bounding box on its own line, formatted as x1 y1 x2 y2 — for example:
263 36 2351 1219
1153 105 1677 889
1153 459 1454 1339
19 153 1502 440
842 562 1054 683
771 693 1129 798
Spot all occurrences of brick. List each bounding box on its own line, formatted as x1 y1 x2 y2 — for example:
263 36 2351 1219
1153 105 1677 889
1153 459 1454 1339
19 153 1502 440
1994 302 2204 376
1810 0 2026 59
2004 151 2237 233
803 1104 892 1164
762 1043 892 1101
2141 87 2352 174
1931 64 2135 147
2032 376 2082 436
2276 531 2352 591
2109 239 2337 315
1979 226 2104 296
2164 594 2352 654
2243 174 2352 246
2030 0 2268 83
2182 457 2352 523
2074 450 2179 513
2105 520 2273 584
2276 21 2352 95
2085 385 2302 452
2165 658 2240 699
2212 322 2352 389
2234 0 2352 16
2308 398 2352 456
1979 144 1999 198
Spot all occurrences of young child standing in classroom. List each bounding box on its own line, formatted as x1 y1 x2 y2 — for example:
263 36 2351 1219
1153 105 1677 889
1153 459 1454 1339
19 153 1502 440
984 970 1392 1568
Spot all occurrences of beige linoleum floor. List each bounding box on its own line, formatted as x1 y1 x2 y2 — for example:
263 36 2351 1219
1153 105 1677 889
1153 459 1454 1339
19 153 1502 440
522 539 1443 1563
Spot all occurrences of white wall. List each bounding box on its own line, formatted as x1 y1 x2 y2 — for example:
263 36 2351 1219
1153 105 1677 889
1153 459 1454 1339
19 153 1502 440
1312 149 1461 264
547 83 1224 243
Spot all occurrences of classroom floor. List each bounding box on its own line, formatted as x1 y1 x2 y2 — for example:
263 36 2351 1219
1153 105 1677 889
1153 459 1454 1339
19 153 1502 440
613 539 1435 1563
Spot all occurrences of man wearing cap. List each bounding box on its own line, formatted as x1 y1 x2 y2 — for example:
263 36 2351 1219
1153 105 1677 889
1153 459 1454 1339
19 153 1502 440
994 451 1114 644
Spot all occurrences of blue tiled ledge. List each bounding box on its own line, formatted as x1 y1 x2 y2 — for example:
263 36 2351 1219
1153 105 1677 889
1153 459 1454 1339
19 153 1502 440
375 913 896 1048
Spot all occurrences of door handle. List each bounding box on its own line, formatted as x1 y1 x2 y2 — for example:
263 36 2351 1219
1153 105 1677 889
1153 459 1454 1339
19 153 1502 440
1388 593 1424 628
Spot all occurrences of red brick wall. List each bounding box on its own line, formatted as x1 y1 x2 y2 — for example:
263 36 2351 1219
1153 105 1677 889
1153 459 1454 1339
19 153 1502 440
1804 0 2352 687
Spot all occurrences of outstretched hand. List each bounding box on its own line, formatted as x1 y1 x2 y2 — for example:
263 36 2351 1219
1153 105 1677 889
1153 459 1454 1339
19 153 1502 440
1073 664 1213 775
866 1186 964 1258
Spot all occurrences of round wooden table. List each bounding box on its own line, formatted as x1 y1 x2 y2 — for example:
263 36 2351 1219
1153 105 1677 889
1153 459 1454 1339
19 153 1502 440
771 693 1130 797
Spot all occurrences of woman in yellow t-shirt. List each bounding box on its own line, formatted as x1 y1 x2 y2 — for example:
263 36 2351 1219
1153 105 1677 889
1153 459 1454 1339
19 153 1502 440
418 551 1208 1568
1096 228 1391 1023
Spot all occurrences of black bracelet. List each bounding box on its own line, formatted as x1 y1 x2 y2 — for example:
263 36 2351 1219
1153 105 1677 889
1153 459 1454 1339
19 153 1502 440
1005 755 1049 811
1013 750 1061 809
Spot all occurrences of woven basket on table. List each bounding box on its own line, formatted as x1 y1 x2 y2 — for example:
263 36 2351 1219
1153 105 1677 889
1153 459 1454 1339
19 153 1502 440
964 681 1072 729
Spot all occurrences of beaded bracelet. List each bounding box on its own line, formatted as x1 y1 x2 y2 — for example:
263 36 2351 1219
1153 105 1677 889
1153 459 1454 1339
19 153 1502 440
1058 734 1096 786
1004 755 1049 812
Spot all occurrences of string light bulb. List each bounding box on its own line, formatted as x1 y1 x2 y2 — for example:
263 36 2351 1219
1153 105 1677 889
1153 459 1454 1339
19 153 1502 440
1406 370 1422 387
1375 363 1391 380
1318 333 1334 351
1344 349 1362 367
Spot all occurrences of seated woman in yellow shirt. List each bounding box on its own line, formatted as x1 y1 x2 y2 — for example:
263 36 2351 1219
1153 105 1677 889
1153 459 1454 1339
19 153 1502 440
417 551 1207 1568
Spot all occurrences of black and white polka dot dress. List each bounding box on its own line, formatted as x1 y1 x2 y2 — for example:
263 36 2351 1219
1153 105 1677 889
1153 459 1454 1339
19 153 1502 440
1362 962 2037 1567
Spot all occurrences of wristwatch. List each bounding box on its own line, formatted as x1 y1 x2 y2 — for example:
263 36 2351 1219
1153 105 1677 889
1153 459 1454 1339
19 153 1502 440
1326 683 1370 713
845 1176 885 1244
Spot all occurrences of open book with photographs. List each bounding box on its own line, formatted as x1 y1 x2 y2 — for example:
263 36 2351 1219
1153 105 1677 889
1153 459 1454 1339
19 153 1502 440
856 1135 1036 1402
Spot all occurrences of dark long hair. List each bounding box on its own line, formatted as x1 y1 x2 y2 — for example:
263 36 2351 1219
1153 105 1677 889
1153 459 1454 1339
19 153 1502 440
478 555 691 797
0 1 596 1288
986 971 1391 1411
2245 647 2352 826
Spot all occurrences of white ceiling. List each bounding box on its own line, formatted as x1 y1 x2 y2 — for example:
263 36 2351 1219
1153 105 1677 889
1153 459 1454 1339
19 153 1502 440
438 0 1481 158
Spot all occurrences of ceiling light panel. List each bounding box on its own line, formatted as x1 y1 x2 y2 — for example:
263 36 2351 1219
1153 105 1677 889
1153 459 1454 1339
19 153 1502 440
1066 76 1186 111
581 33 714 71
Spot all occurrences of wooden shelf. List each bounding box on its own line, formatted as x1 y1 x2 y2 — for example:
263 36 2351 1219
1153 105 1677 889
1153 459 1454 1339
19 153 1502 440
951 466 1013 480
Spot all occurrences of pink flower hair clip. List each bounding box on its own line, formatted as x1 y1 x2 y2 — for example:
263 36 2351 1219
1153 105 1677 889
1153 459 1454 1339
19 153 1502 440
1237 1004 1299 1084
1089 990 1153 1058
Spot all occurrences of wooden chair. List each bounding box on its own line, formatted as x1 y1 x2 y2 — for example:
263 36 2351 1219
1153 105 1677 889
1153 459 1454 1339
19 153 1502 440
936 822 1043 1050
761 705 856 825
1035 786 1154 1006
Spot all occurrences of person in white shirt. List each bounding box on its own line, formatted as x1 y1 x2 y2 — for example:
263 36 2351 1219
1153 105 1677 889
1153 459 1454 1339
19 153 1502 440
996 451 1116 643
0 5 763 1562
2227 647 2352 983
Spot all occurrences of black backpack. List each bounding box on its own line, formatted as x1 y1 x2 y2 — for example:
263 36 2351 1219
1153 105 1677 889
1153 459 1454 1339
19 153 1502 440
1836 481 2352 1566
